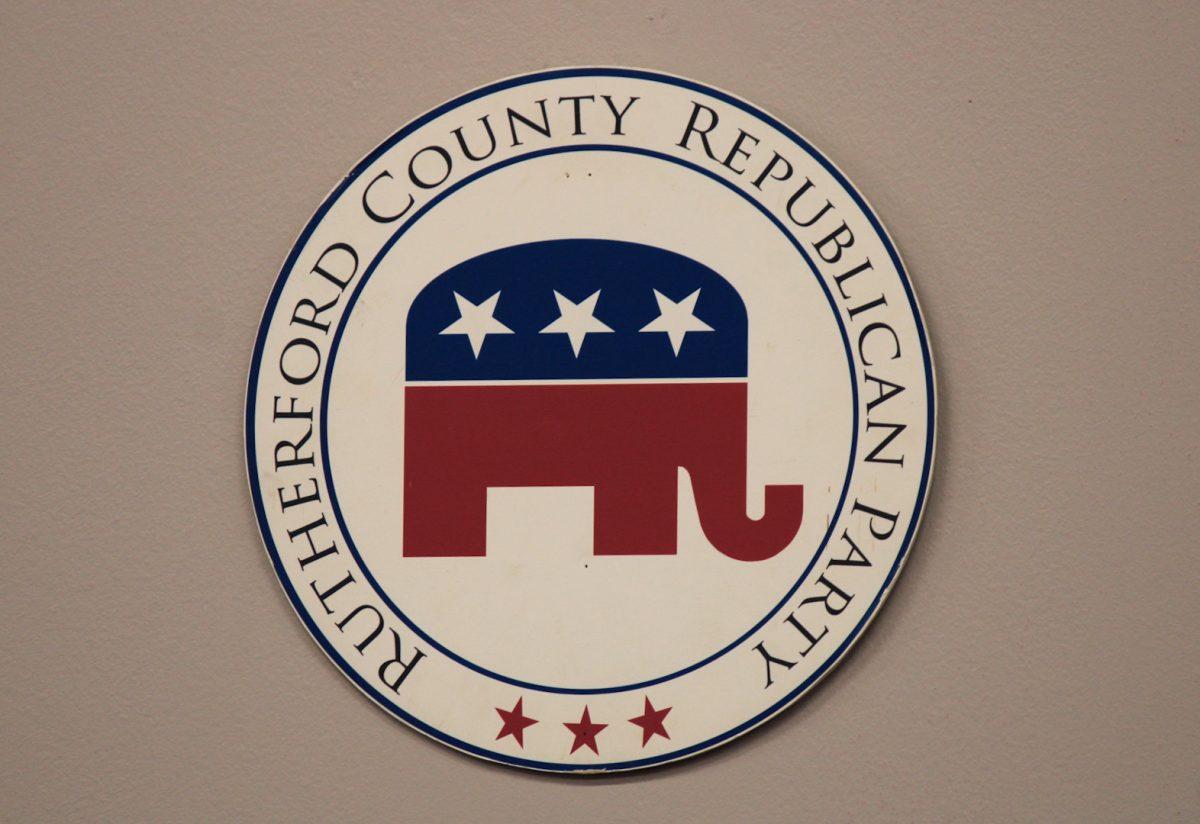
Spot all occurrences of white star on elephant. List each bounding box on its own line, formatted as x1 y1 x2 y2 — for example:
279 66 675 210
538 290 613 356
639 288 713 355
439 291 513 358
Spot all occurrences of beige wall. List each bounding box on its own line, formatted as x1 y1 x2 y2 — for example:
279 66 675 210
2 2 1197 820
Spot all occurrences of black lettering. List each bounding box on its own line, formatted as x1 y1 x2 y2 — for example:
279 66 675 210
864 372 905 412
864 421 906 466
310 571 354 615
274 425 314 470
379 630 426 692
291 295 338 334
829 530 872 568
336 604 385 654
506 99 551 146
451 115 497 161
833 259 873 301
277 477 320 510
851 500 901 540
557 95 594 135
677 101 719 160
753 641 796 689
272 396 311 421
287 515 338 568
721 129 760 175
601 94 638 135
814 222 855 263
784 613 828 656
408 145 453 189
362 170 415 223
848 295 888 320
279 338 320 385
858 322 901 364
799 574 854 617
311 243 358 290
785 179 834 227
752 151 793 190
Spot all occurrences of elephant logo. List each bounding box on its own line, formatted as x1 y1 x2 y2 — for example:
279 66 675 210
402 239 804 562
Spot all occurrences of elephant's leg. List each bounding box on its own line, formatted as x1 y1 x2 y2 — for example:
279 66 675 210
402 468 487 557
590 465 676 554
594 465 677 555
402 387 488 556
672 382 805 562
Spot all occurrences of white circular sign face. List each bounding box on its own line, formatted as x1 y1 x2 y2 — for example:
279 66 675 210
246 68 935 772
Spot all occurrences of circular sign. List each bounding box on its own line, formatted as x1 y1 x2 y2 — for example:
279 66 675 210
246 68 935 772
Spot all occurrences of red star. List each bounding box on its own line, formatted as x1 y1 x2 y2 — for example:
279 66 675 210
495 697 537 747
564 706 607 755
629 696 671 746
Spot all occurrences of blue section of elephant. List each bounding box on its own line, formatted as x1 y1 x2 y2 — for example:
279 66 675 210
405 239 748 380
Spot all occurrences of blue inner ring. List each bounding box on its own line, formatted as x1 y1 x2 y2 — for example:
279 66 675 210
245 68 936 772
320 145 859 693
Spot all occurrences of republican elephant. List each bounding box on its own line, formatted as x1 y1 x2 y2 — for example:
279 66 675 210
398 239 804 562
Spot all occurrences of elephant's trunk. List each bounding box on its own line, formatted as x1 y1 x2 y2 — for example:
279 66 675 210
690 474 804 562
684 383 804 561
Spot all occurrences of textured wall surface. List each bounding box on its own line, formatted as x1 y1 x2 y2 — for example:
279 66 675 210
2 2 1197 820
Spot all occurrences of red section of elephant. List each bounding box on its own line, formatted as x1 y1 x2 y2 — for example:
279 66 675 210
402 382 803 562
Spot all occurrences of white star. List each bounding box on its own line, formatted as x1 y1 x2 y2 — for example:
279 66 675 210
538 290 613 357
639 288 713 355
439 291 513 358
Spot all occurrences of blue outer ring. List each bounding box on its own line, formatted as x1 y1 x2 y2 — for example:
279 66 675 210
245 68 937 772
320 145 860 694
